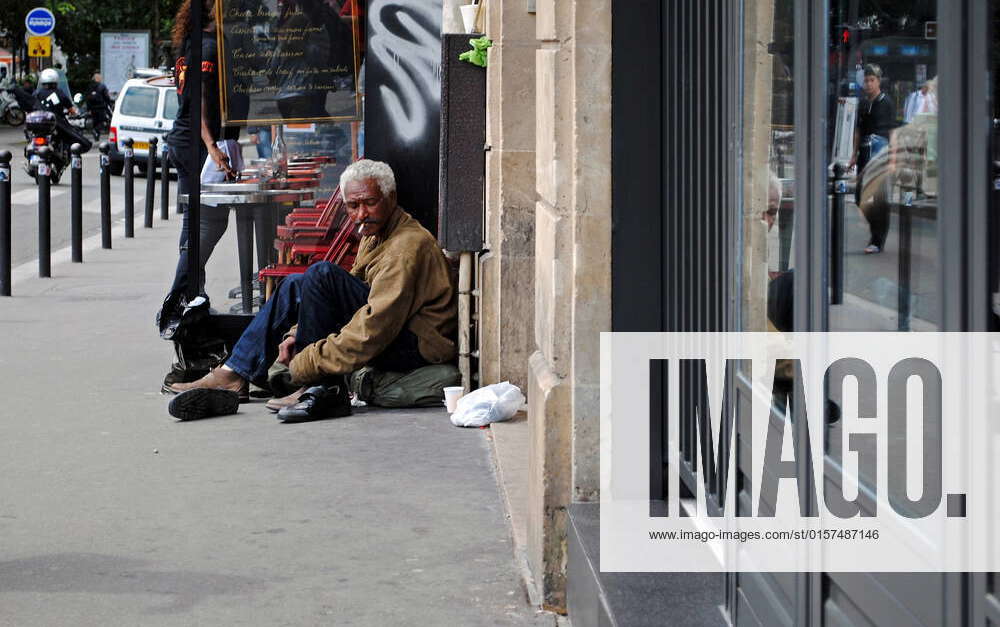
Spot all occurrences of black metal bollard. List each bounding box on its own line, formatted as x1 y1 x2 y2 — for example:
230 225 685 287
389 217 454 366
98 141 112 249
160 144 170 220
70 143 83 263
123 137 134 238
831 163 847 305
0 150 11 296
36 145 52 278
898 181 915 332
145 137 157 228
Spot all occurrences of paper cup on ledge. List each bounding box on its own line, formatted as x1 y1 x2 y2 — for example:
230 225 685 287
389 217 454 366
444 386 464 413
460 4 479 34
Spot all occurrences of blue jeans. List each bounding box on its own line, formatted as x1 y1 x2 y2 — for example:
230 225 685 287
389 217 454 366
167 143 230 299
225 262 428 385
252 128 272 159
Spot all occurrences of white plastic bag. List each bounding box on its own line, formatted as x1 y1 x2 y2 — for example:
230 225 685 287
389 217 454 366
450 381 525 427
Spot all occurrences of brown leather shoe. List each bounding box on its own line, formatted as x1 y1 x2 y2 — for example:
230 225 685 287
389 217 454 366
265 386 307 413
168 367 248 401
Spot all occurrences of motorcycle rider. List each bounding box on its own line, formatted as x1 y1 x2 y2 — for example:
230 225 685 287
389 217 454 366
33 68 92 153
85 72 112 132
10 78 37 112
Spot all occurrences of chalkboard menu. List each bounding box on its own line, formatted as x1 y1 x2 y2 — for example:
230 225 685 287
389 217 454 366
217 0 362 125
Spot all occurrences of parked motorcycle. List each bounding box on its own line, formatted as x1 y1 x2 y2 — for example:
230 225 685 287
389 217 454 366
23 110 69 185
0 89 25 127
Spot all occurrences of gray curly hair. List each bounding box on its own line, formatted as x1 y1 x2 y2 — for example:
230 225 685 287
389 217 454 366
340 159 397 198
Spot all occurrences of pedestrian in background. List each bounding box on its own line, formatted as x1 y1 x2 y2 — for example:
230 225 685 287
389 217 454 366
248 126 273 159
903 79 938 123
849 63 896 254
86 72 112 133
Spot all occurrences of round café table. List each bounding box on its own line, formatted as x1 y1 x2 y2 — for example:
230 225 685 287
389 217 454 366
180 186 316 313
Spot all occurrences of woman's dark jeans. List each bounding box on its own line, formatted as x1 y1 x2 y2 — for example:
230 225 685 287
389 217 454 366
226 262 428 386
166 143 230 300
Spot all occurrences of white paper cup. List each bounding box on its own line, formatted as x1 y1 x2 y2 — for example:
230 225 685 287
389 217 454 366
444 386 464 413
459 4 479 34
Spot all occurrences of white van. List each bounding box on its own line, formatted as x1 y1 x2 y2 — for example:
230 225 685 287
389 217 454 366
108 76 176 175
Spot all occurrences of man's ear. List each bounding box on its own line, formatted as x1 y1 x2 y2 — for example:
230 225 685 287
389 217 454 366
389 190 398 207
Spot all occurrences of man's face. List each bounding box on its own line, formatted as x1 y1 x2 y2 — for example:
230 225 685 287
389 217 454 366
863 74 881 98
344 178 397 237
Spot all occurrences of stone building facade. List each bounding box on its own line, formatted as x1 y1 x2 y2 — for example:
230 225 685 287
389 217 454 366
476 0 612 613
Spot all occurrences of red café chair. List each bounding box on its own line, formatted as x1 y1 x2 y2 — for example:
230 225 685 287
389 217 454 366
285 187 338 222
274 188 344 262
258 205 360 300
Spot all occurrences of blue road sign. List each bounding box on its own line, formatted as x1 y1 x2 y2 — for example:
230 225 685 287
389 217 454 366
25 8 56 37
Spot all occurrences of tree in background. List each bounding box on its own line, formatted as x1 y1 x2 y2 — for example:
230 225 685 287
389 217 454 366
0 0 44 78
0 0 183 92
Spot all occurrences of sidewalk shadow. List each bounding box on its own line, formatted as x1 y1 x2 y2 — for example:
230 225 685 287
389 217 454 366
0 552 268 614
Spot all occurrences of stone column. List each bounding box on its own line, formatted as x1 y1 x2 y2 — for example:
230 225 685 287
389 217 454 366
527 0 611 612
479 0 538 392
743 0 777 331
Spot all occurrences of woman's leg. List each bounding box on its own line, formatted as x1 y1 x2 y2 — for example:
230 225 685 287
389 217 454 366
167 143 226 298
194 209 230 295
167 143 194 298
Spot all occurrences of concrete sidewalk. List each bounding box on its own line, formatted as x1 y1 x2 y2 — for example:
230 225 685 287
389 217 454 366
0 216 554 625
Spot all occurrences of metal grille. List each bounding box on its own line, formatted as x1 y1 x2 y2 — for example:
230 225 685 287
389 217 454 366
660 0 743 503
610 0 741 507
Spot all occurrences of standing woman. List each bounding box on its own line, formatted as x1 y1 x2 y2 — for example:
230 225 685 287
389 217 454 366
158 0 240 333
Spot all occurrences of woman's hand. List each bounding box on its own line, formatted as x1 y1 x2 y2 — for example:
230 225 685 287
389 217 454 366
207 142 233 176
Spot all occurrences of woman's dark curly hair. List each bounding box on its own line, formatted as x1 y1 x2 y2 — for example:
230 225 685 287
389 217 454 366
171 0 215 54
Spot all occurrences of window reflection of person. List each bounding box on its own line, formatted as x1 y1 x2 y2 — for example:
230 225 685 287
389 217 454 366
761 172 784 280
849 64 896 254
892 76 938 199
763 172 794 333
904 79 938 123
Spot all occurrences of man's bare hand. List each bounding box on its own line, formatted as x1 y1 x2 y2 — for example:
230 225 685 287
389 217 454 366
277 335 297 365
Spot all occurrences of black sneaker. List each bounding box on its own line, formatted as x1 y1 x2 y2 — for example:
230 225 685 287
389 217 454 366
277 381 352 423
168 388 240 421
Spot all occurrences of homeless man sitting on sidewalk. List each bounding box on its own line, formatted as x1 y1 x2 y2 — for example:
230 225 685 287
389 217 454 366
167 160 457 422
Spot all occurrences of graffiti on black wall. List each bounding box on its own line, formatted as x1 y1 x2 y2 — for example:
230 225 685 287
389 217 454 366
364 0 443 232
367 0 442 145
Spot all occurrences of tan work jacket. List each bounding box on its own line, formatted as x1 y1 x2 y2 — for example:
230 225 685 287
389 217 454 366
290 208 457 381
